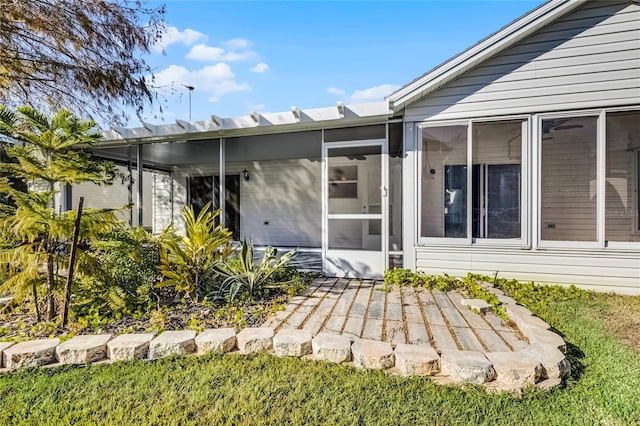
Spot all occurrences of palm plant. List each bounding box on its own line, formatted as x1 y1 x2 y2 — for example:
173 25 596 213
214 240 296 300
0 106 120 321
157 202 232 298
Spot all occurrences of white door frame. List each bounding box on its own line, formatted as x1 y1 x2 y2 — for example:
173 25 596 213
322 138 388 278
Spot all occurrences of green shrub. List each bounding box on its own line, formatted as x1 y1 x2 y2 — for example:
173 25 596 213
213 241 296 300
72 227 161 318
157 203 232 299
384 269 590 321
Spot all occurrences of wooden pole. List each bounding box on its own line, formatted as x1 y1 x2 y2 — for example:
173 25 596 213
62 197 83 326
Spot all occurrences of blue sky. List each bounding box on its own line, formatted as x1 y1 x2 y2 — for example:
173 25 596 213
137 0 545 126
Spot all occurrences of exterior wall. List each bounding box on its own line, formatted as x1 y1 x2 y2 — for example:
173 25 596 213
405 0 640 121
415 246 639 295
173 158 322 247
71 165 154 229
404 0 640 293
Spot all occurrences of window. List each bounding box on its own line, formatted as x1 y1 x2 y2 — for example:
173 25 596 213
540 116 598 242
472 121 523 240
421 125 468 239
328 165 357 199
420 120 524 242
605 111 640 242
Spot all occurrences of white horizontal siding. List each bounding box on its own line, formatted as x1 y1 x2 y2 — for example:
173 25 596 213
415 246 640 295
173 158 322 247
71 165 153 228
405 0 640 121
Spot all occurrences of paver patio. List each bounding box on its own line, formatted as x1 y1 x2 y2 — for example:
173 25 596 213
262 278 529 353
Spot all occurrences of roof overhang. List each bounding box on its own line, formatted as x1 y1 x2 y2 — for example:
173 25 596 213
387 0 589 112
99 101 393 148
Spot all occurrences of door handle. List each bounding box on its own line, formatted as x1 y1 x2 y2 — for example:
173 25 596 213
381 186 388 197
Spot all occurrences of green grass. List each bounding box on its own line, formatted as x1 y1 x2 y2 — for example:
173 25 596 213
1 293 639 425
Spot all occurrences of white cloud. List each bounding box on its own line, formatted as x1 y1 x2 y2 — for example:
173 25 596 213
250 62 269 73
186 43 257 62
349 84 400 103
327 87 346 96
153 26 206 52
152 65 190 87
222 38 251 50
151 63 250 101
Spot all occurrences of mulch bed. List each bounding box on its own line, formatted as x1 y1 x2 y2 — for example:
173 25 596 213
0 291 291 342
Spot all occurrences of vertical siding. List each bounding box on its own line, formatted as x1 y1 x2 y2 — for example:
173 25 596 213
405 0 640 121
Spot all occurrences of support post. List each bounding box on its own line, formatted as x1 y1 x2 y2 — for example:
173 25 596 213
219 137 225 226
137 144 144 227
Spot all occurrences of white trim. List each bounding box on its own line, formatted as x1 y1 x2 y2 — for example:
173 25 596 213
322 137 388 277
219 138 225 225
537 111 601 249
402 121 417 270
388 0 587 110
597 110 607 249
416 116 529 247
327 214 383 220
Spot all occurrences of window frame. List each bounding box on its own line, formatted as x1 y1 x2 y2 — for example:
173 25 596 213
535 107 640 251
416 116 530 248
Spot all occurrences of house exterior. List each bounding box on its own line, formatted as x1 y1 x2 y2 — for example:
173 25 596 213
81 0 639 294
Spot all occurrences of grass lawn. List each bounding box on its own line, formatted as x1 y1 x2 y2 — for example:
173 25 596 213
0 291 639 425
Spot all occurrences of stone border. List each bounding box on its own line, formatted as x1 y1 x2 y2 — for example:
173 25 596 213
0 289 570 393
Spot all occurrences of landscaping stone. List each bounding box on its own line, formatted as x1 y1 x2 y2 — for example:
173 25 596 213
3 338 60 369
107 334 154 361
536 377 563 390
0 342 14 368
273 329 312 357
312 332 351 363
523 342 571 379
496 295 517 306
394 343 440 376
195 328 236 355
236 327 274 354
525 328 567 353
516 315 551 336
351 339 395 370
148 330 196 359
486 351 542 387
0 296 13 306
461 299 493 314
56 334 113 364
440 350 496 384
506 305 533 322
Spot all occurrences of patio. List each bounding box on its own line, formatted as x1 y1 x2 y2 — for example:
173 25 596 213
262 278 530 354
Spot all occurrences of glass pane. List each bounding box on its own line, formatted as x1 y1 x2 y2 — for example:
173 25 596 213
328 145 381 214
328 219 381 251
189 176 213 217
472 121 523 239
541 116 597 242
605 111 640 242
421 125 468 238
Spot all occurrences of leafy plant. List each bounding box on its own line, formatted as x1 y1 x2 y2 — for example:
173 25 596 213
0 106 121 322
157 203 232 298
214 241 296 300
72 227 161 318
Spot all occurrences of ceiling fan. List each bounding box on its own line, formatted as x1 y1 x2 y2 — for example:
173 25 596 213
542 118 584 141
